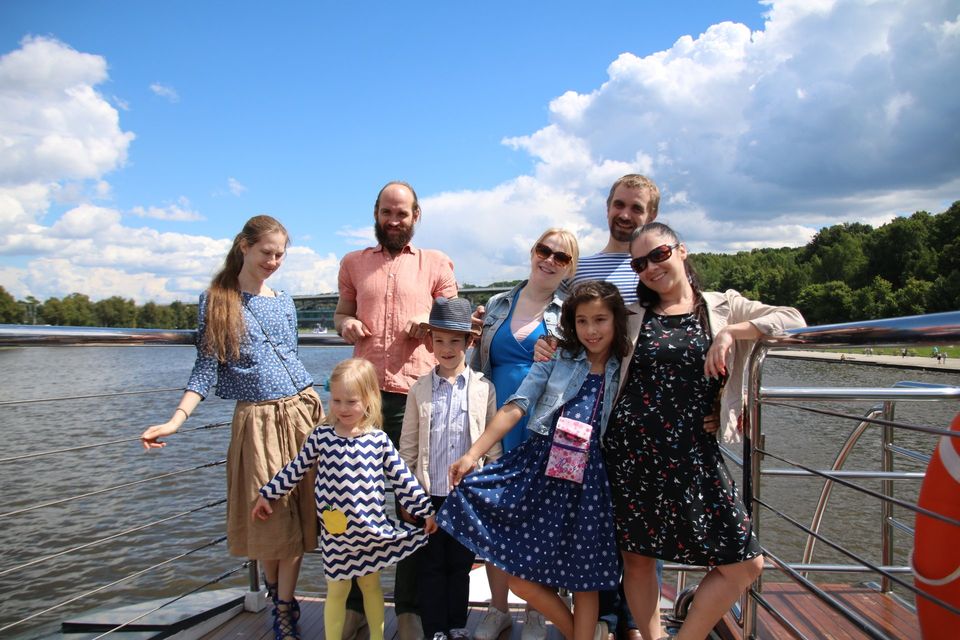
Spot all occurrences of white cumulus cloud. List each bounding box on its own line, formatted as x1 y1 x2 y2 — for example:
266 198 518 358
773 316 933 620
0 37 340 303
0 36 134 206
425 0 960 284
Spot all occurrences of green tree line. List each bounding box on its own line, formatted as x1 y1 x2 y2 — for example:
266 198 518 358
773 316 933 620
690 201 959 325
0 290 198 329
1 201 956 329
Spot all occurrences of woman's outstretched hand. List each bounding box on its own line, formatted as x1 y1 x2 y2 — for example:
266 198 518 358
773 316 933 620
448 454 478 488
140 422 179 450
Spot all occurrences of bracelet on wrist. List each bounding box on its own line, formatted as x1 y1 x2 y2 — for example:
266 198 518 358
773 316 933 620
175 407 189 420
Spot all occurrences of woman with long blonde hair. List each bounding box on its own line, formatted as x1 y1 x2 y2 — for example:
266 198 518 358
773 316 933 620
142 215 322 640
470 227 578 640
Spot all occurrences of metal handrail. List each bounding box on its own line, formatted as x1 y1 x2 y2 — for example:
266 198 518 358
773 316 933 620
0 323 348 347
739 310 960 638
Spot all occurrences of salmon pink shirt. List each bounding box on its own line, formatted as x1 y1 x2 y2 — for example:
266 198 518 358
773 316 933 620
338 243 457 394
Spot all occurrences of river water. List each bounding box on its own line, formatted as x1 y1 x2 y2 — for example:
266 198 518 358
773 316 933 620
0 346 957 638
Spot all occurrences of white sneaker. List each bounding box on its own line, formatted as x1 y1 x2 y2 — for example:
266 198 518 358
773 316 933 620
474 606 512 640
520 611 547 640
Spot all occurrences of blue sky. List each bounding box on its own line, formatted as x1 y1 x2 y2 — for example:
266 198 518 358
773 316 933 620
1 0 958 302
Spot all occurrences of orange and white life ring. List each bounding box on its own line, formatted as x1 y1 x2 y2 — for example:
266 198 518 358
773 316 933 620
913 411 960 638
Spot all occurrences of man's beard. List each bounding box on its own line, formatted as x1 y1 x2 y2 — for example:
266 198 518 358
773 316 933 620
609 220 636 243
375 221 414 252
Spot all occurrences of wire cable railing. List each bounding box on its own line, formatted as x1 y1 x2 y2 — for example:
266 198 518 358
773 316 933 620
0 459 226 519
0 323 349 636
0 420 229 464
0 499 226 579
730 309 960 638
0 386 186 406
85 561 251 640
90 560 252 640
0 536 228 635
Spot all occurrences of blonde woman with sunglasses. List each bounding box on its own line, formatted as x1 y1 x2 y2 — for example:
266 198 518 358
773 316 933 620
602 222 805 640
468 227 578 640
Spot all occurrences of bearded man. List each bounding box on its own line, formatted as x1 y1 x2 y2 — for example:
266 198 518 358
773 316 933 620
334 180 457 640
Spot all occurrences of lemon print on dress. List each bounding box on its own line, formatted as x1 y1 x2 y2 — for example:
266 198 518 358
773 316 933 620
322 507 347 535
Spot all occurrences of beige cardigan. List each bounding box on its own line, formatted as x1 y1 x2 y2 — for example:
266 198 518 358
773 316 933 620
399 367 502 495
619 290 805 444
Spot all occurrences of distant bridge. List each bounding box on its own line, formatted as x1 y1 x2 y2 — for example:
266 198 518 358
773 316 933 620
292 285 512 330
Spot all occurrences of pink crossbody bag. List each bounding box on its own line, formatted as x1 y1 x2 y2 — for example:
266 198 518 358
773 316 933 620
545 378 604 484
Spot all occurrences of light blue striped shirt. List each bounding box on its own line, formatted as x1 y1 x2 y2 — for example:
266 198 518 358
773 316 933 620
428 367 471 496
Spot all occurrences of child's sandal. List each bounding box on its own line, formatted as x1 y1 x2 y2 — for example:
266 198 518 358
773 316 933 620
273 599 301 640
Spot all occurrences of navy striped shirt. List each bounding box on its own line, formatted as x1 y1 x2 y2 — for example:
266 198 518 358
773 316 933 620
569 252 638 304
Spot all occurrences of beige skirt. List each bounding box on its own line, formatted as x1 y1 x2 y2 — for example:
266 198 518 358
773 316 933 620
226 387 323 559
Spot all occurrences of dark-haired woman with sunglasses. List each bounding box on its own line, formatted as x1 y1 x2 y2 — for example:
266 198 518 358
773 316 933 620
469 227 578 640
602 222 804 640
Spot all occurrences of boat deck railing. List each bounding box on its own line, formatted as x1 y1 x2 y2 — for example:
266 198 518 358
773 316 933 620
712 310 960 639
0 325 349 638
1 313 959 639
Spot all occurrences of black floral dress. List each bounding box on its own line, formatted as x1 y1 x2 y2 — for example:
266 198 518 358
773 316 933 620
602 312 761 566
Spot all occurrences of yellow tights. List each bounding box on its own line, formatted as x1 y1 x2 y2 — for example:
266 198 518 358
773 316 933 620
325 572 384 640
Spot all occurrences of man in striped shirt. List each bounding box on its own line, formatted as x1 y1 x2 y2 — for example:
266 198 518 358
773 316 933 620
569 174 660 304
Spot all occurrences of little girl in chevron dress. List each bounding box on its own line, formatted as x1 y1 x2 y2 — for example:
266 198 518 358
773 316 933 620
253 358 437 640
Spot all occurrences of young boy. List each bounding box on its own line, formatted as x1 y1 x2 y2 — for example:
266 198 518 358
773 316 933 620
399 296 502 640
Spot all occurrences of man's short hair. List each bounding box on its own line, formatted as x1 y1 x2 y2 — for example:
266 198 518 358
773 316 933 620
374 181 421 217
606 174 660 214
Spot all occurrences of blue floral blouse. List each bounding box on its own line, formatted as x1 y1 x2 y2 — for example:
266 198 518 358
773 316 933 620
186 290 313 402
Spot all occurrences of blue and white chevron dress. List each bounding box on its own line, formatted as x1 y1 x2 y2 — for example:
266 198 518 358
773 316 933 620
260 425 435 580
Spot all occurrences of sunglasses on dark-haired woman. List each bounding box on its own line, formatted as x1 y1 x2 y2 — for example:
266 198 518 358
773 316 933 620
630 243 680 273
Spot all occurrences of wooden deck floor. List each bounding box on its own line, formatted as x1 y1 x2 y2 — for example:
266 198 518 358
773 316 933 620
714 582 919 639
201 599 561 640
200 582 918 640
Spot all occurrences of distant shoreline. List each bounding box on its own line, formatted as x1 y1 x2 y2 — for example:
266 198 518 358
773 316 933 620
770 349 959 372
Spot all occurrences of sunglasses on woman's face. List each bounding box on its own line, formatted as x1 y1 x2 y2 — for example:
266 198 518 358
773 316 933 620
533 243 573 267
630 243 680 273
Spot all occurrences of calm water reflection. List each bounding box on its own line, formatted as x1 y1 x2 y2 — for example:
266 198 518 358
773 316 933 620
0 346 956 637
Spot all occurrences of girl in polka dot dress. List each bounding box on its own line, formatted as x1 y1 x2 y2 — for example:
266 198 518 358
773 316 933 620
141 216 322 640
439 281 629 640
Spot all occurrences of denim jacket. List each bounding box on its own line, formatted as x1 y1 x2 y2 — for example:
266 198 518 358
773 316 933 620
505 348 621 438
470 280 565 377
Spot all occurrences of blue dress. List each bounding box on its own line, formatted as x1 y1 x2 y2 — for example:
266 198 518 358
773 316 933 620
438 373 619 592
489 293 546 451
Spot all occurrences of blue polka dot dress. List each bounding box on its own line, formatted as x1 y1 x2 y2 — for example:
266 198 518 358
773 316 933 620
438 373 619 592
